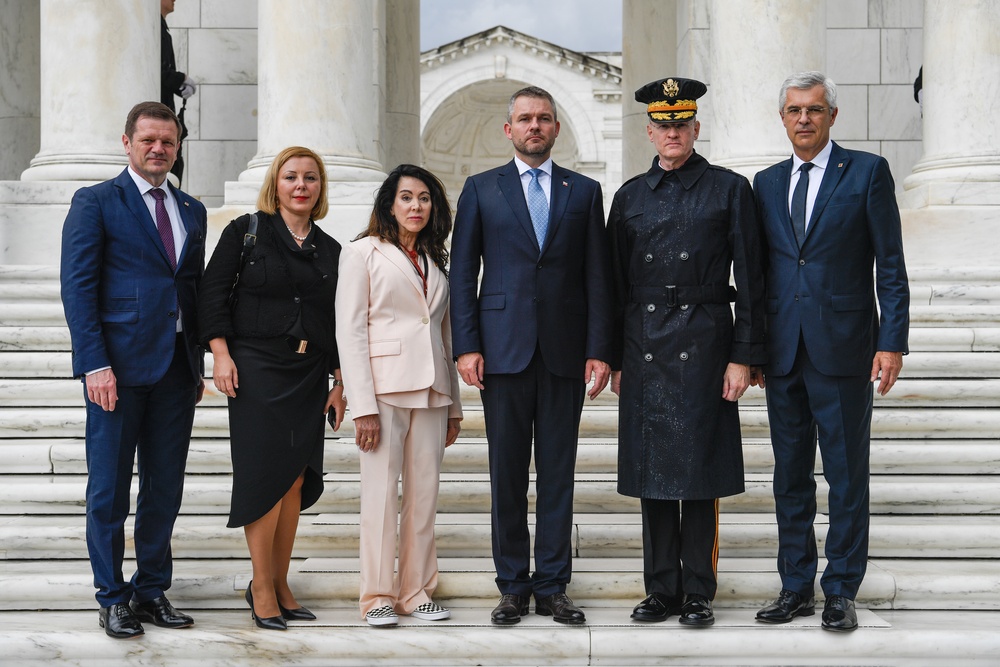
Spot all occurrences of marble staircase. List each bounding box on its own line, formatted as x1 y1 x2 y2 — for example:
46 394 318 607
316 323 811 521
1 265 999 665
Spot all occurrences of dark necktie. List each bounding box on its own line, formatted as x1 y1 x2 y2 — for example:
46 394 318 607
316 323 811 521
150 188 177 270
790 162 814 247
527 168 549 248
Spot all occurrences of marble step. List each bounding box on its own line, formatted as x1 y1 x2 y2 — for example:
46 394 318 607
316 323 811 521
4 348 1000 383
0 556 999 611
4 403 1000 439
3 513 998 561
4 324 1000 353
5 437 999 476
5 376 1000 409
1 608 998 667
5 300 1000 327
3 472 999 516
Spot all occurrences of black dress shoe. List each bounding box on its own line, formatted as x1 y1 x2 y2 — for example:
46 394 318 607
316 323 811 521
98 603 144 639
279 603 317 621
678 595 715 627
630 593 683 622
756 589 816 624
821 595 858 632
245 580 287 630
535 592 586 625
131 596 194 629
491 593 530 625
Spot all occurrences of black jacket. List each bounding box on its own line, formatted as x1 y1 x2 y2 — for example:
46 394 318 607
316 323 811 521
160 17 186 112
198 211 341 370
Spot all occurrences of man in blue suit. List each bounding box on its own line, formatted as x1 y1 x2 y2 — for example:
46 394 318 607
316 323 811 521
61 101 207 639
751 72 909 632
450 86 613 625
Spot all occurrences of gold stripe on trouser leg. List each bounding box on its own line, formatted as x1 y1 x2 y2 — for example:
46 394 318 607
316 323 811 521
711 498 720 577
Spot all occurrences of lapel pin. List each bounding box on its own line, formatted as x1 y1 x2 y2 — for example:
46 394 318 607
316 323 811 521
183 201 190 206
838 163 844 168
562 181 568 187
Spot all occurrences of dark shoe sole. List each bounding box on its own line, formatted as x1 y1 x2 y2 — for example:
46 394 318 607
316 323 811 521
755 607 815 624
536 609 587 625
822 621 858 632
678 616 715 627
98 619 144 639
491 616 522 626
630 613 670 622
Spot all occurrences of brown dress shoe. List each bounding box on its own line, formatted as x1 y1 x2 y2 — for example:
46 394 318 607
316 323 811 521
534 592 586 625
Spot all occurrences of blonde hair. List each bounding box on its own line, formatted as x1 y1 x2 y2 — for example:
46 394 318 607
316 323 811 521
256 146 329 220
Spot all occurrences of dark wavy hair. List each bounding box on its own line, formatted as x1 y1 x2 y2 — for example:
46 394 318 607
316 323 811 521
356 164 452 275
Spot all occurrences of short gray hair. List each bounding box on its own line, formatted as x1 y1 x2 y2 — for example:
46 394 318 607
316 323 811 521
507 86 558 124
779 71 837 113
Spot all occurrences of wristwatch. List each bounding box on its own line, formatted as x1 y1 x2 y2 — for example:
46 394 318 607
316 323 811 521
331 379 344 387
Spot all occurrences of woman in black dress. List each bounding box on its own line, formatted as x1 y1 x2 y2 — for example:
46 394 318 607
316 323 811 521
198 146 345 630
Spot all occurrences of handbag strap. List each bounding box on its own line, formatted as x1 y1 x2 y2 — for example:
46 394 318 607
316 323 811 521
228 213 259 302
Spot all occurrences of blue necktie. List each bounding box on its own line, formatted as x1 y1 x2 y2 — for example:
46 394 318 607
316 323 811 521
790 162 814 247
527 168 549 248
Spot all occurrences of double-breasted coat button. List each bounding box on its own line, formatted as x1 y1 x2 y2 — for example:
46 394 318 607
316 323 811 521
680 304 689 310
293 296 301 303
644 353 653 362
680 251 690 260
679 352 689 361
647 304 655 312
421 316 429 324
644 253 653 262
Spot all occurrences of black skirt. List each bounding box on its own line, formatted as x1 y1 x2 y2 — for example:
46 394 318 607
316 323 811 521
226 335 328 528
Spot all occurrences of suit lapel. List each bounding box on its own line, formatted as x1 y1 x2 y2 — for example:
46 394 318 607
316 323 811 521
115 169 175 270
170 184 198 270
542 164 572 258
374 237 425 300
772 159 799 249
803 142 849 246
497 161 540 253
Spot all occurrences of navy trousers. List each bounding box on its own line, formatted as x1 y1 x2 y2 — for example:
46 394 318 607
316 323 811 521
84 335 197 607
481 348 585 599
765 339 873 600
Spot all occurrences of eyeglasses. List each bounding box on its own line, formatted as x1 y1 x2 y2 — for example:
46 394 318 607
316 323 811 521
782 106 830 119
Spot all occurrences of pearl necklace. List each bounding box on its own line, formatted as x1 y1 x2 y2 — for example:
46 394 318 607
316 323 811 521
286 221 311 242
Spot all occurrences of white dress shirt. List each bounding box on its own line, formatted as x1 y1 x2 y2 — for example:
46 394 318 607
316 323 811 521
514 155 553 206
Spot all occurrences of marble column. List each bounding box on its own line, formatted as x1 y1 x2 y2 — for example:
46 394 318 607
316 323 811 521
902 0 1000 202
708 0 825 180
897 0 1000 268
225 0 388 244
237 0 385 184
621 0 677 181
0 0 40 181
383 0 420 169
20 0 158 182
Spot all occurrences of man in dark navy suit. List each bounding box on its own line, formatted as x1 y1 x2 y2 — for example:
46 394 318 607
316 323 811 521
450 86 613 625
751 72 909 632
61 101 206 638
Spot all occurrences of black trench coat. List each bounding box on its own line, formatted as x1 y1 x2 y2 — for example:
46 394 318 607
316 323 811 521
607 153 766 500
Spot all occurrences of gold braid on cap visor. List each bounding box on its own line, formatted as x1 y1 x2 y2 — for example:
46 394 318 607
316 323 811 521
647 99 697 122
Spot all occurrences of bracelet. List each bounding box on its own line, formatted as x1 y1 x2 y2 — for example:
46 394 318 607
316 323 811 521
331 379 344 387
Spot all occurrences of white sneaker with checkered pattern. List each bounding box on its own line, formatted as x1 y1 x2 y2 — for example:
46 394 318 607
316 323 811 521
365 605 398 626
410 601 451 621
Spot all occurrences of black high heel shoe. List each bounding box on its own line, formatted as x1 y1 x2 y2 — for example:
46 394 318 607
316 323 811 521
279 603 317 621
245 580 287 630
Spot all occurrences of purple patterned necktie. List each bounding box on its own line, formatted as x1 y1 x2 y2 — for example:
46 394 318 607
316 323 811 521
150 188 176 270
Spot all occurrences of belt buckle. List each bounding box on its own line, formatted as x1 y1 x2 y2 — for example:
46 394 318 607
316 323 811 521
664 285 677 308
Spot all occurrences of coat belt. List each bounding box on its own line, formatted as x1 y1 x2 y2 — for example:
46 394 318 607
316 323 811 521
628 283 736 307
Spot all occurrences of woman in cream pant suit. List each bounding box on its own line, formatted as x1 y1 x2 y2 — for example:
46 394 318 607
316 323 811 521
336 165 462 626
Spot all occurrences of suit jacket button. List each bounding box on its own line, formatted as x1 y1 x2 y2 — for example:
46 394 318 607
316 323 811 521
421 317 429 324
680 251 690 260
537 263 542 270
644 353 653 362
799 259 806 266
168 311 176 318
680 304 689 310
679 352 689 361
644 253 653 262
647 304 655 312
294 296 301 303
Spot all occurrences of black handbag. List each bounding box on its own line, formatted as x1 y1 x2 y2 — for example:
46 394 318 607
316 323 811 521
226 213 258 310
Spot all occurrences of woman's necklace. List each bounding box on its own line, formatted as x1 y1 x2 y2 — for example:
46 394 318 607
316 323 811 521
286 220 312 242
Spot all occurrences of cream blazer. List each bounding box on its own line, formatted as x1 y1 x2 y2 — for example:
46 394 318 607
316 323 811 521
335 236 462 420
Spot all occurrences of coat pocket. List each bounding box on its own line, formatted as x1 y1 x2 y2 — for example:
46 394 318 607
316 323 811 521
479 293 505 310
369 339 401 357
